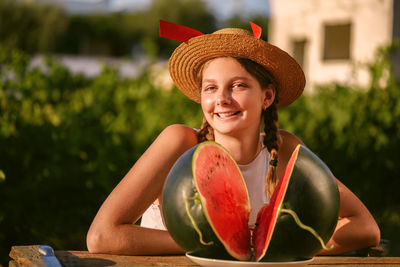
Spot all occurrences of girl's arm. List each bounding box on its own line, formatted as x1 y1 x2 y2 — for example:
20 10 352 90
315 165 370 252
278 130 380 255
86 124 198 255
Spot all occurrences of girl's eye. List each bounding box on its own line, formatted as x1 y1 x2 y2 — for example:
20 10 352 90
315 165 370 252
232 83 247 89
202 85 216 92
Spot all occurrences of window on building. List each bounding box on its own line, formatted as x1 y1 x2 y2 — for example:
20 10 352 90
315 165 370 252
323 23 351 60
292 39 307 69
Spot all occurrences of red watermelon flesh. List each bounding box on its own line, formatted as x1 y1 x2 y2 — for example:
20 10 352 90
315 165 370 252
193 142 252 261
253 145 298 261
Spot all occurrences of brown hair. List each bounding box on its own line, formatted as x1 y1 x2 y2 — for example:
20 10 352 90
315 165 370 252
197 56 280 199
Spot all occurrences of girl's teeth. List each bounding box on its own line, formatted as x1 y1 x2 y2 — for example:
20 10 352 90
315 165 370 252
218 112 236 118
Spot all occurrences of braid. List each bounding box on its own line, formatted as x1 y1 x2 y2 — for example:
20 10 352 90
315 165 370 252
263 100 280 199
197 118 215 143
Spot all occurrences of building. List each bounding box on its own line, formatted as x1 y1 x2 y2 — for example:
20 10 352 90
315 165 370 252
269 0 399 91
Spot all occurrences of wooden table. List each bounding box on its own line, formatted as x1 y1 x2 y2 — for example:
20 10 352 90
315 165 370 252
9 245 400 266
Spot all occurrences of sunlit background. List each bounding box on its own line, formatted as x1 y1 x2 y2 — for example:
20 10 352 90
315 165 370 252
0 0 399 265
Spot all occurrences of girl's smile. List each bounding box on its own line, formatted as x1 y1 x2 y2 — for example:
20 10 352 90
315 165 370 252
215 111 240 119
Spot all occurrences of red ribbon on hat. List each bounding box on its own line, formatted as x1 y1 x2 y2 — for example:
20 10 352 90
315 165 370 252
250 22 262 39
159 20 204 42
159 20 263 42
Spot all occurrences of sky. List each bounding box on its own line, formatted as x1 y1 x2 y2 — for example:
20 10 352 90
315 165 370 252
110 0 270 19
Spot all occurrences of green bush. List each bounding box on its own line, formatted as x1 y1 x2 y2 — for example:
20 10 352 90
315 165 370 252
0 0 67 54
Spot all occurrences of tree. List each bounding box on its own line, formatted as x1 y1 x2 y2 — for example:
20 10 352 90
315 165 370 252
0 0 67 54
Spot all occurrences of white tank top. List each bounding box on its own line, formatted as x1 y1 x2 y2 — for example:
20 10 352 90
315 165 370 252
238 145 270 229
140 141 271 230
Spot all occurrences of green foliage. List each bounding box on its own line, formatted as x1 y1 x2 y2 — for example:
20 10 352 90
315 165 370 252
0 0 67 54
0 46 202 265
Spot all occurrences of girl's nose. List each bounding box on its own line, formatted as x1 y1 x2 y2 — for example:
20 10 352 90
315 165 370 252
216 88 232 105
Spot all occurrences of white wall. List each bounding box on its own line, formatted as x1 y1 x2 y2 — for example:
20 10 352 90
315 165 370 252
269 0 394 91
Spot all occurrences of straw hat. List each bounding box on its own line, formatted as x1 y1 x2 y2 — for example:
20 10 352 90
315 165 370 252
162 21 305 109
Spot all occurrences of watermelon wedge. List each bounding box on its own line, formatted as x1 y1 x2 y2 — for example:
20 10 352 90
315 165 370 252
193 142 251 260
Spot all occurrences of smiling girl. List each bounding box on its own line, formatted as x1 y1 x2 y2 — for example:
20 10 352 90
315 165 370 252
86 21 380 256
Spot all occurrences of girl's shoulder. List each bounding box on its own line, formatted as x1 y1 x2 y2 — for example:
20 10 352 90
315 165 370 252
159 124 199 147
277 129 305 162
278 129 304 146
260 129 303 149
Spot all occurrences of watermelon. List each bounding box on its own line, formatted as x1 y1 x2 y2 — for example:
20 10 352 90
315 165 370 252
162 142 340 262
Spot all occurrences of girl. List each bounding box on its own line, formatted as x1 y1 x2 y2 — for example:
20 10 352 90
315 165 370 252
86 21 380 256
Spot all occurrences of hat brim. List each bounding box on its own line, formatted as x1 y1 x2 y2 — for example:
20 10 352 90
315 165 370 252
169 33 305 109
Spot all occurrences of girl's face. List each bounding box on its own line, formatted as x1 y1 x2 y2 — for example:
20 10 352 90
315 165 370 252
200 57 275 138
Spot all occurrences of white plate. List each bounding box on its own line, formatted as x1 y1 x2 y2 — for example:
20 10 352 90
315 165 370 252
186 253 313 267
